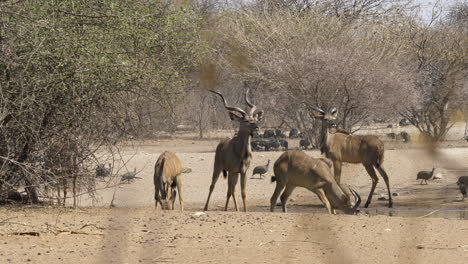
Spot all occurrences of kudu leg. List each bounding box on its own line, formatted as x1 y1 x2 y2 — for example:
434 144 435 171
333 161 342 184
270 182 286 212
280 184 296 213
176 175 184 211
315 189 334 214
170 189 177 210
364 165 379 208
240 172 247 212
225 172 239 211
315 191 335 213
376 166 392 208
154 191 165 210
154 180 162 209
204 167 222 211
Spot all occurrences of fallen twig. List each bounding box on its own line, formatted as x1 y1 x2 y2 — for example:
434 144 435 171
417 209 441 218
79 223 106 230
45 223 103 235
1 230 103 236
66 230 104 236
416 245 459 250
1 232 40 236
267 240 327 245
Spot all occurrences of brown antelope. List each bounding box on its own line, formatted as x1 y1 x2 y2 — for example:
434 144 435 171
310 106 392 208
204 89 264 212
154 151 184 211
270 151 361 214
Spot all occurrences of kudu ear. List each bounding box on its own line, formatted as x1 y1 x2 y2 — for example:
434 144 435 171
253 110 264 121
309 106 326 119
310 110 324 119
330 107 338 119
229 111 245 121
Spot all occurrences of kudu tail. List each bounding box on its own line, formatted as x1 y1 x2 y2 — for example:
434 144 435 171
375 144 385 168
271 176 277 183
222 169 227 179
155 158 167 201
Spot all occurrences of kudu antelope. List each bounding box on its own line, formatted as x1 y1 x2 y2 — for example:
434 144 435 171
310 106 392 208
154 151 184 211
204 89 264 212
270 151 361 214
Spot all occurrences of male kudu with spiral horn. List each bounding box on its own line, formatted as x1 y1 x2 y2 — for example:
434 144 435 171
204 89 264 212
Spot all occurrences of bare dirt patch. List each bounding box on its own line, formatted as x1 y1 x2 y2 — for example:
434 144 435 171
1 132 468 263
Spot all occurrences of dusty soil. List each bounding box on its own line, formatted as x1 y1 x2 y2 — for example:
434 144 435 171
1 124 468 263
0 207 467 264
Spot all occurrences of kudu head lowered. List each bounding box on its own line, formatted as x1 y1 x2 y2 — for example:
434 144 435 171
159 183 177 210
342 185 362 215
210 89 264 135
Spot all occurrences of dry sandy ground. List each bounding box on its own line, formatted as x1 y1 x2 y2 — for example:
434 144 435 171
1 132 468 263
0 207 467 264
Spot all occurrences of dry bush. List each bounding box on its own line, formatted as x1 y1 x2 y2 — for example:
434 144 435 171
398 5 468 141
0 0 206 204
204 7 414 144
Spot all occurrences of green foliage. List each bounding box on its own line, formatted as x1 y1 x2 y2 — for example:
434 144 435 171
0 0 206 202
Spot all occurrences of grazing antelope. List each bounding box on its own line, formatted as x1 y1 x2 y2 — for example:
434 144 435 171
154 151 184 211
204 89 264 212
270 151 361 214
310 106 392 208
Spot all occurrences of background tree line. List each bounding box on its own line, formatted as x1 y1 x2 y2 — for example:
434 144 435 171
0 0 466 204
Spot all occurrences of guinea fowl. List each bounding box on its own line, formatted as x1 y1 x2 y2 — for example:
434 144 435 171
120 168 141 183
457 176 467 200
95 163 112 178
251 160 270 179
416 168 435 185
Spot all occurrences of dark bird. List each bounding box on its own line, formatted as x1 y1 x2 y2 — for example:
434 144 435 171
96 163 112 178
279 139 288 150
299 139 310 150
457 176 467 200
252 160 270 179
120 168 141 183
416 168 435 185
